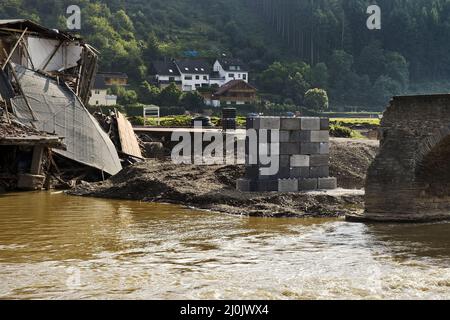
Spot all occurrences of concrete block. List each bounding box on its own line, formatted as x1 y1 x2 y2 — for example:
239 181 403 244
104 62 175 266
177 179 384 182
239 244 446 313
291 155 310 167
259 117 280 130
320 118 330 130
290 131 311 143
245 165 260 179
276 167 291 179
310 154 329 167
290 167 310 179
318 177 337 190
300 142 320 155
246 117 256 130
299 178 318 191
17 174 45 191
257 180 278 192
278 179 299 192
237 179 257 192
280 118 301 130
310 131 329 143
252 117 261 129
279 155 290 168
279 130 291 143
259 142 280 156
319 142 330 154
310 166 330 178
280 142 300 155
301 117 320 130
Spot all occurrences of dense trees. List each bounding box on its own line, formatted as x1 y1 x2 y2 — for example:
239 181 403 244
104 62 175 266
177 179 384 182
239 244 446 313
2 0 450 110
249 0 450 109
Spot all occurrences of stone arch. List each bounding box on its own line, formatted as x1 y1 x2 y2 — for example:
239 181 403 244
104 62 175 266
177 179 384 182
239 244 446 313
352 94 450 222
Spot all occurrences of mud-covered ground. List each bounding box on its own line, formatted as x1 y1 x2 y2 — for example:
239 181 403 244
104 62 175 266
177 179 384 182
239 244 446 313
70 138 379 218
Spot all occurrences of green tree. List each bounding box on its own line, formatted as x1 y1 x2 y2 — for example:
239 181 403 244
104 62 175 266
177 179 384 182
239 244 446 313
138 81 161 105
180 91 205 110
159 83 182 106
304 88 329 112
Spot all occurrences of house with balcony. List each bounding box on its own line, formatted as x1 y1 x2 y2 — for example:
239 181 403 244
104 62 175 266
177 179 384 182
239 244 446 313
89 72 128 106
150 58 249 92
201 80 257 107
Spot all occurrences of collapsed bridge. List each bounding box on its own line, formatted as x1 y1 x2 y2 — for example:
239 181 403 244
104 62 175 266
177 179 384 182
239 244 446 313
350 94 450 222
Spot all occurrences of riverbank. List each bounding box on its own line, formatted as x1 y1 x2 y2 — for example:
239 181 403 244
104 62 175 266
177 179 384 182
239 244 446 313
69 138 378 218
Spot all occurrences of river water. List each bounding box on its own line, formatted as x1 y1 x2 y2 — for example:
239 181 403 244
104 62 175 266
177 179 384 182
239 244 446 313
0 192 449 299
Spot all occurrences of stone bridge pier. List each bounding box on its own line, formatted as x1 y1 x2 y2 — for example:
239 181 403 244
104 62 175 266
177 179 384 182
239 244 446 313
353 94 450 222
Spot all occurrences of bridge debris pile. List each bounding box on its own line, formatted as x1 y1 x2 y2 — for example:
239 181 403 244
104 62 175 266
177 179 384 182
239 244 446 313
0 116 65 191
0 19 124 191
93 110 143 166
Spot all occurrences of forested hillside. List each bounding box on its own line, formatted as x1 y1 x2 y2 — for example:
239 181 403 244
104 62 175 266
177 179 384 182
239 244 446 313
1 0 450 110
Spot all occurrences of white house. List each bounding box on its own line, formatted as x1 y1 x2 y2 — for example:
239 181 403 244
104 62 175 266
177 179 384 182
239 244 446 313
151 61 182 90
174 59 211 91
213 58 249 84
89 72 128 106
151 58 249 92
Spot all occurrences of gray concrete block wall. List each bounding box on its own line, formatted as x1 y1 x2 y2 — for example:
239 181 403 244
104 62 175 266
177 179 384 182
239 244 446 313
236 116 337 193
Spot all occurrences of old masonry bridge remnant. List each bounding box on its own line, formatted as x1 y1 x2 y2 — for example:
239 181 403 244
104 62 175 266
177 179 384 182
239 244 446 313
350 94 450 222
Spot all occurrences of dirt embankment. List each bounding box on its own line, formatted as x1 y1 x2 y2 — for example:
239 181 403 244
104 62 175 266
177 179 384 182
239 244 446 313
69 138 379 218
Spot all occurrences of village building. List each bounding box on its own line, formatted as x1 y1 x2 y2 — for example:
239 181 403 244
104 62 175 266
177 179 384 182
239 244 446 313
89 72 128 106
202 80 257 107
151 61 182 90
212 58 249 85
174 59 211 91
150 58 249 92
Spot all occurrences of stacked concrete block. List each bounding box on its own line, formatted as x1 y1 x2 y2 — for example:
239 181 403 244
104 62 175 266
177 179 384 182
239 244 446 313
237 116 337 192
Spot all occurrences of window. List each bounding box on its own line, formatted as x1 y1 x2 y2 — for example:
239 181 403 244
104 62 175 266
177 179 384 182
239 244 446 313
169 69 173 73
203 76 208 80
169 77 175 82
230 66 236 71
238 74 241 78
195 84 201 88
96 101 99 105
95 90 100 94
185 76 192 80
229 73 235 78
196 75 200 80
243 74 247 80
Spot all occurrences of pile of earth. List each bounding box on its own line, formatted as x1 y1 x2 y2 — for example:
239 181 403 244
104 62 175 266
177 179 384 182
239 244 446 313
69 138 379 218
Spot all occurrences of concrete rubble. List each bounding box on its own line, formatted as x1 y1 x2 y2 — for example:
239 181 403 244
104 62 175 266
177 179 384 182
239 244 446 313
0 20 140 191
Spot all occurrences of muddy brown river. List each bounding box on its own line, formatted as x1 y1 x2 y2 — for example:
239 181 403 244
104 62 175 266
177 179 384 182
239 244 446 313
0 192 449 299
